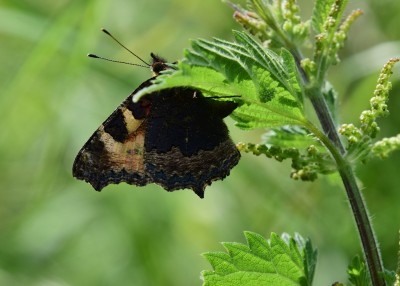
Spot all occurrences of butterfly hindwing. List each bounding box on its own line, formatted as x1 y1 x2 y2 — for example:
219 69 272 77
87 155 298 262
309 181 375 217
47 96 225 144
143 88 240 197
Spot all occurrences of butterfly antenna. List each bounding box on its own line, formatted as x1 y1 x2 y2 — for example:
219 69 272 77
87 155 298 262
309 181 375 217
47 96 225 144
87 54 149 68
101 28 150 66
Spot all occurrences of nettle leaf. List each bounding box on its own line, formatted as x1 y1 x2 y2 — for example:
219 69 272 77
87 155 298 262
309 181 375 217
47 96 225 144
346 256 397 285
134 31 306 130
301 237 318 284
321 81 338 123
311 0 336 34
201 231 316 286
347 256 371 286
262 125 324 151
380 269 396 286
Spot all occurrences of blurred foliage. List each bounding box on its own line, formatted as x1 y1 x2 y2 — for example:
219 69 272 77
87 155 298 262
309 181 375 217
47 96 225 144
0 0 399 285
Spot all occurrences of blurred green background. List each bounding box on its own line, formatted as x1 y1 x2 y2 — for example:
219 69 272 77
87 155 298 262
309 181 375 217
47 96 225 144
1 0 399 285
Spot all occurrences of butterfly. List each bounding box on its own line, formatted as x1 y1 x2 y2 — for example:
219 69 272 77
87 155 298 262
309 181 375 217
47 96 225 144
72 30 240 198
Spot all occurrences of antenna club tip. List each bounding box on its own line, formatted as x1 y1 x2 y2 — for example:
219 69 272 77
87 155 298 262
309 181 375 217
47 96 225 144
87 53 99 58
101 28 111 35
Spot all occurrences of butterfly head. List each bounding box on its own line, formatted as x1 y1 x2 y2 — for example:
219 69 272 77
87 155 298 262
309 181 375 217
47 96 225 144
150 53 169 76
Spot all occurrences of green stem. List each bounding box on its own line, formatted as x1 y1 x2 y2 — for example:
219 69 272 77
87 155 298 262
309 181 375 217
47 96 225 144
338 165 384 286
309 93 345 155
397 231 400 277
305 97 385 285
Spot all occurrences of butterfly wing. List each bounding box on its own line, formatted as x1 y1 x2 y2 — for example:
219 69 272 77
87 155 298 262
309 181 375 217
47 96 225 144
72 80 153 191
73 82 240 197
143 88 240 198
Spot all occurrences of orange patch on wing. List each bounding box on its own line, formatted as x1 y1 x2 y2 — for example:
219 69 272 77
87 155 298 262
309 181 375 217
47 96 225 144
99 120 146 174
122 107 142 133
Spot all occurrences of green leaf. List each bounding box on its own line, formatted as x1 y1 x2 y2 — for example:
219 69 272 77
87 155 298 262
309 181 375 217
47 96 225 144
262 125 324 150
312 0 349 34
347 258 396 285
311 0 336 34
347 256 371 286
290 233 318 284
312 0 350 79
201 232 317 286
380 269 396 285
134 31 306 130
321 81 338 123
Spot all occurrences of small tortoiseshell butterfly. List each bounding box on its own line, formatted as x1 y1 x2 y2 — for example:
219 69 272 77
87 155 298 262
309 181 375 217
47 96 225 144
72 29 240 198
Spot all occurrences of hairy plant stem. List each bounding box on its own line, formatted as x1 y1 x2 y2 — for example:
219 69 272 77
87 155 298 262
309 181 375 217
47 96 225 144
309 95 345 155
305 89 385 286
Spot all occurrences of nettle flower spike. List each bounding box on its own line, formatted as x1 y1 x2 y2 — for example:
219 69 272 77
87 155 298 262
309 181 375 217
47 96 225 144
312 0 363 83
227 0 310 49
361 58 400 137
339 58 400 160
237 126 337 181
372 135 400 159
